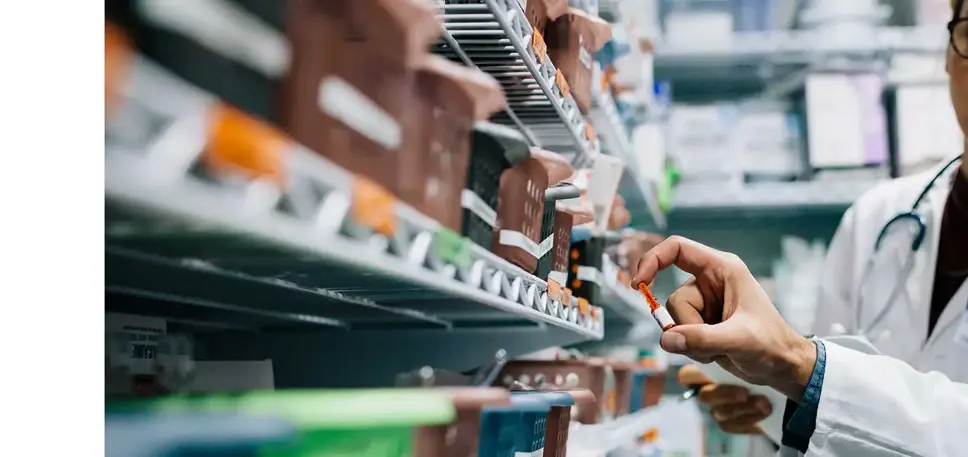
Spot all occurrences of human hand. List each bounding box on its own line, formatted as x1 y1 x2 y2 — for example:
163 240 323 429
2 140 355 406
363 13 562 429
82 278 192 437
632 236 816 401
678 364 771 434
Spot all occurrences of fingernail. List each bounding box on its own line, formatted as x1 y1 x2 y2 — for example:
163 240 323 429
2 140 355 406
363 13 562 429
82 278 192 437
663 332 687 352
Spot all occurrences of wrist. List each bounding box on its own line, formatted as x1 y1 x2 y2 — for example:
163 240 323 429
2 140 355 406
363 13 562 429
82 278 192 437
770 335 817 402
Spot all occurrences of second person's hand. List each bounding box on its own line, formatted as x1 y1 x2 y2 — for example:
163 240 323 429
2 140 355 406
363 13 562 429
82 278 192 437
631 236 817 402
679 364 771 434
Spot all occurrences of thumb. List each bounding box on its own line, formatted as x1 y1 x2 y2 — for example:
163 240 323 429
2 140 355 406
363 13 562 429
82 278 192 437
660 324 738 356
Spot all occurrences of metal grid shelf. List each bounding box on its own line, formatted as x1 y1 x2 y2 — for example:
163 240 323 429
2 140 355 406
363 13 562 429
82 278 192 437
433 0 600 166
588 87 666 229
106 55 604 339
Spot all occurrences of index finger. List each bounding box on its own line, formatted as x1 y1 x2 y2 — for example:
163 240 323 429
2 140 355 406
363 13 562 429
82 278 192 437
632 236 719 287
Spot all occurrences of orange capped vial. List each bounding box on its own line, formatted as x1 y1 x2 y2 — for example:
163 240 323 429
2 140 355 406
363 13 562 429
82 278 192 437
638 283 676 331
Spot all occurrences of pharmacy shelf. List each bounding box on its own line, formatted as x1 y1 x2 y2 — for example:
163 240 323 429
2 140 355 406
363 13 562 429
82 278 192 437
654 25 946 100
671 179 882 213
106 56 603 341
433 0 600 166
588 87 667 229
106 154 603 337
655 26 945 66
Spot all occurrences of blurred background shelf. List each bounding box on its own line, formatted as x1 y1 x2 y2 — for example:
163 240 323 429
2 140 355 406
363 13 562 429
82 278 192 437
671 179 882 213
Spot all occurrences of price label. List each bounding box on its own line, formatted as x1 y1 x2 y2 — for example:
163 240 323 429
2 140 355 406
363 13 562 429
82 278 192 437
105 23 133 114
555 70 571 99
547 279 563 302
206 104 288 183
433 228 471 269
351 176 398 236
584 123 597 146
562 288 573 307
532 29 548 64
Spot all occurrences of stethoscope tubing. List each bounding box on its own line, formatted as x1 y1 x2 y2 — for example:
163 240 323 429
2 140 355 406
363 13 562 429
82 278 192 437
853 156 962 337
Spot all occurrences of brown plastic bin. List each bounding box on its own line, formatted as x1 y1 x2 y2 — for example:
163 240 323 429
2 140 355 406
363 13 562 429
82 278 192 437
523 0 569 36
415 387 511 457
533 149 575 280
496 359 608 424
409 56 506 231
545 9 611 114
643 371 667 408
548 201 593 289
283 0 440 199
526 391 575 457
610 362 634 417
492 156 550 272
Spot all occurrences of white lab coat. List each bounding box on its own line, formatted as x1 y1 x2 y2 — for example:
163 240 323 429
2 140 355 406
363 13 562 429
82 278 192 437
778 162 968 456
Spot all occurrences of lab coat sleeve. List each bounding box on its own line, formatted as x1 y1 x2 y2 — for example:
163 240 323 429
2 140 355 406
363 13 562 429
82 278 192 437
806 341 968 457
811 206 858 338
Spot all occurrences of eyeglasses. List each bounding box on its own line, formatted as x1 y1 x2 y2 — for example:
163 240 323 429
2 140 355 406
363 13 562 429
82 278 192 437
948 17 968 59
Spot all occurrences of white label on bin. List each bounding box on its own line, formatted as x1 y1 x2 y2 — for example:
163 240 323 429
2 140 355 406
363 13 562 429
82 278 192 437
538 234 554 257
139 0 290 77
461 189 497 228
577 266 602 285
499 230 540 259
318 76 401 150
515 448 544 457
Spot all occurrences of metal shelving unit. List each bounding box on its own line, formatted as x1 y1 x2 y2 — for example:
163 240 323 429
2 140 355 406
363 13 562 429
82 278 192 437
106 56 604 342
433 0 600 166
432 0 667 227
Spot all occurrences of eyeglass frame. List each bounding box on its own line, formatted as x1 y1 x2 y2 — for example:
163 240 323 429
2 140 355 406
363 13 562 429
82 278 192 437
951 0 968 58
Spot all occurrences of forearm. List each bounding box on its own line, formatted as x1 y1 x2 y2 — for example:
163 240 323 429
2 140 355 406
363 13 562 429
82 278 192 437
799 341 968 456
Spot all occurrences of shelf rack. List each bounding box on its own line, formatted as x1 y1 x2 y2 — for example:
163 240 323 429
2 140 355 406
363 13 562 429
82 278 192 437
655 25 946 66
588 87 667 229
106 56 603 341
672 179 882 212
653 25 947 101
433 0 599 166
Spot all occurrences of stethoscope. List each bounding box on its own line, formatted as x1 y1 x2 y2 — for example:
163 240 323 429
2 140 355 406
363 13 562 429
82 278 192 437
834 155 963 342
